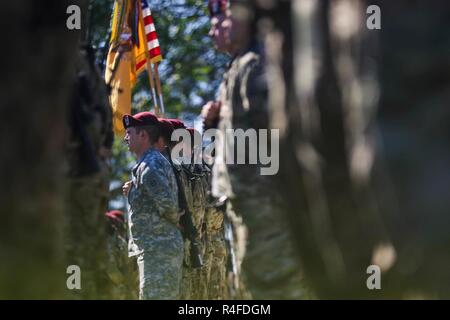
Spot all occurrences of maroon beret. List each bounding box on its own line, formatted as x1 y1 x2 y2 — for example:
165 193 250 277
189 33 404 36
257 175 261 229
105 210 124 224
123 111 159 129
187 128 198 139
158 118 175 142
166 118 187 130
208 0 229 17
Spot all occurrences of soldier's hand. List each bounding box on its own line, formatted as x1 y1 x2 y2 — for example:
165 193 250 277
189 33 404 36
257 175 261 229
201 101 221 128
122 180 132 197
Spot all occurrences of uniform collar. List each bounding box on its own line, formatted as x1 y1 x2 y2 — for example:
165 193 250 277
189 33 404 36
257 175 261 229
132 147 157 174
138 147 157 162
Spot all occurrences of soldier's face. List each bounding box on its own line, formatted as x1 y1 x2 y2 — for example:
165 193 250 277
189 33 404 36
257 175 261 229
209 13 232 53
124 127 143 154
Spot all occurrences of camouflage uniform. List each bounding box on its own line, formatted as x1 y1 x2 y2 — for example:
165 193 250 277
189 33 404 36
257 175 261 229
185 164 209 299
202 165 229 299
171 159 197 299
167 153 207 300
159 118 240 299
211 45 308 299
127 147 184 300
204 205 228 299
164 140 228 299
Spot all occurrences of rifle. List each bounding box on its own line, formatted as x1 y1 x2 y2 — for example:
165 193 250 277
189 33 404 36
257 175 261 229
166 148 203 268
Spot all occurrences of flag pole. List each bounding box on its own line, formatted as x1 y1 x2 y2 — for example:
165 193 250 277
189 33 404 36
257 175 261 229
153 63 165 115
138 1 160 115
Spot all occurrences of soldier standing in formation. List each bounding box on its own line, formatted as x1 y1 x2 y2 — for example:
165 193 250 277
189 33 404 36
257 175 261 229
202 0 308 299
121 116 240 299
115 0 307 300
157 118 202 299
123 111 184 299
158 118 230 299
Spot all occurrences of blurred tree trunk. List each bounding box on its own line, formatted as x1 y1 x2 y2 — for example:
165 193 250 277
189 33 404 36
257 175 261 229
255 0 450 298
374 0 450 298
0 0 115 299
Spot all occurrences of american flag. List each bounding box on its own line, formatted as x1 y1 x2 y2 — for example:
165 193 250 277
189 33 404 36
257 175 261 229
141 0 162 63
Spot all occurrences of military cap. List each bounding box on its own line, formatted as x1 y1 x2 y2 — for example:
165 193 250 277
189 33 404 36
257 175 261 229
158 118 175 142
105 210 125 224
122 111 159 129
208 0 229 16
166 118 187 130
187 127 197 139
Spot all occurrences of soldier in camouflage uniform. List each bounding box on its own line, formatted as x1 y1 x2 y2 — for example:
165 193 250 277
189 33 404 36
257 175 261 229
202 0 307 299
157 119 205 299
184 127 209 299
124 118 199 298
157 119 230 299
123 112 183 300
202 169 230 299
161 119 198 299
186 127 230 299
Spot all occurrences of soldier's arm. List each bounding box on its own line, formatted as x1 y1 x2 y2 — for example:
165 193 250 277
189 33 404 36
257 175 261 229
142 161 180 225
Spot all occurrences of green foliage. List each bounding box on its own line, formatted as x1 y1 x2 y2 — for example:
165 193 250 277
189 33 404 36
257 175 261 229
133 0 227 116
88 0 227 210
89 0 226 116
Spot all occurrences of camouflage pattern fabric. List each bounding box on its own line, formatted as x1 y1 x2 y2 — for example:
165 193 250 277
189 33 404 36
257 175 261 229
203 200 231 300
169 159 208 300
136 238 184 299
168 151 242 299
127 147 184 299
206 165 249 299
211 46 309 299
184 164 208 299
172 160 198 299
